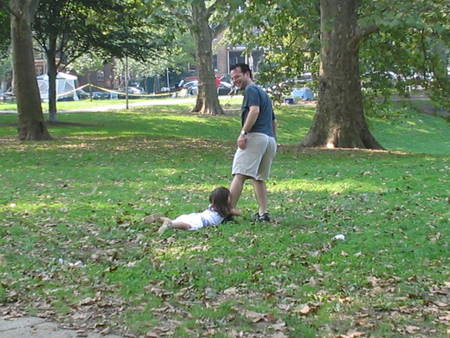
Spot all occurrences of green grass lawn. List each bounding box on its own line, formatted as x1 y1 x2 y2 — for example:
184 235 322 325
0 101 449 337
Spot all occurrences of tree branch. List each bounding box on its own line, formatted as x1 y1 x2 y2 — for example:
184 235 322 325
349 23 379 49
355 23 379 41
210 0 238 38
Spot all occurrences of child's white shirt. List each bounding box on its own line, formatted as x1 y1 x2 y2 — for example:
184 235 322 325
173 205 224 230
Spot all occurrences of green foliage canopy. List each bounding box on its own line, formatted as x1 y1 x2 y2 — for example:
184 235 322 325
0 8 9 55
33 0 179 67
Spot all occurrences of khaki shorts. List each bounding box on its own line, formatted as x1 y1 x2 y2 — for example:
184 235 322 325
232 132 277 180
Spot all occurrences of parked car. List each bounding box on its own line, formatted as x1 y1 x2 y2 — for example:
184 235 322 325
218 81 233 95
127 86 143 94
76 89 90 100
182 80 198 95
182 80 233 96
58 89 90 101
92 91 111 100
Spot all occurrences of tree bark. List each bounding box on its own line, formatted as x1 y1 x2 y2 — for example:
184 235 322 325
47 34 58 122
10 0 51 140
190 0 223 115
300 0 382 149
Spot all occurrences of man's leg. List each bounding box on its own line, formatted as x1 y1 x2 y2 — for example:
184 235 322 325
252 179 268 216
229 174 247 208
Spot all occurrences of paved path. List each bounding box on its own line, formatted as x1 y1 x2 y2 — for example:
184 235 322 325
0 317 122 338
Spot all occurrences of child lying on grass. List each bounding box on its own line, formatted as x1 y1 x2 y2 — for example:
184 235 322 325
144 187 241 234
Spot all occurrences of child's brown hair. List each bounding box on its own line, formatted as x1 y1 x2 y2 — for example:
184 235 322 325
209 187 232 218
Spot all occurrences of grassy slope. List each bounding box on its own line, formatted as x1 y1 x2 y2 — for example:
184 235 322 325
0 103 449 337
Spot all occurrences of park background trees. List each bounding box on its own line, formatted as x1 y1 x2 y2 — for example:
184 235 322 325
33 0 176 122
163 0 243 115
228 0 449 149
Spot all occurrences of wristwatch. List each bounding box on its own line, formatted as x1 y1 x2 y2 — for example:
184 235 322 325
240 130 247 136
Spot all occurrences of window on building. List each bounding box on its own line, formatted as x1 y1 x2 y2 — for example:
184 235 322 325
229 51 246 66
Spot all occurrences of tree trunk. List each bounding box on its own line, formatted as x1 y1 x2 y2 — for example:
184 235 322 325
10 0 51 140
190 0 223 115
300 0 382 149
47 35 58 122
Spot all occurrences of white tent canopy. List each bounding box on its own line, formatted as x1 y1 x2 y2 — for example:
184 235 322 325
37 72 79 102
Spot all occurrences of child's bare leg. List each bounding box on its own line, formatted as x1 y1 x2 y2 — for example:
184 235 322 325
158 218 192 234
158 218 173 234
160 217 192 230
170 221 192 230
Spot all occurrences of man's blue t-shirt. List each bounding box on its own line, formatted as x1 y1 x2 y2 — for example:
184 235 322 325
241 84 275 137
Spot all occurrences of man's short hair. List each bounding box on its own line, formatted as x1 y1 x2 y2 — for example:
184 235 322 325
230 63 253 79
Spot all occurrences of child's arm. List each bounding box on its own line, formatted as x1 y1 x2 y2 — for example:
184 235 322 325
230 208 241 216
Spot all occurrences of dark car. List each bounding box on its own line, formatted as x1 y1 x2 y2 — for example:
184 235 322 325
92 91 111 100
183 80 233 96
76 89 90 100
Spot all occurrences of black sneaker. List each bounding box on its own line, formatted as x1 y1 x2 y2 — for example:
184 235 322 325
252 212 271 222
222 215 235 223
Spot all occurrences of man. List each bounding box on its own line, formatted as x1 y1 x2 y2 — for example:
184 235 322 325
229 63 277 222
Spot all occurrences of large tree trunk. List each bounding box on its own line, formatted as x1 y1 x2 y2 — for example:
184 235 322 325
301 0 382 149
190 0 223 115
10 0 51 140
47 35 58 122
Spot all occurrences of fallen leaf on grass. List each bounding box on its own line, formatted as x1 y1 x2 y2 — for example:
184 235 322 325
405 325 420 334
295 304 312 315
293 302 321 316
144 286 172 298
146 330 161 337
433 301 448 307
337 330 366 338
243 310 273 322
78 297 96 306
223 287 238 296
367 276 379 287
438 313 450 323
270 321 286 331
